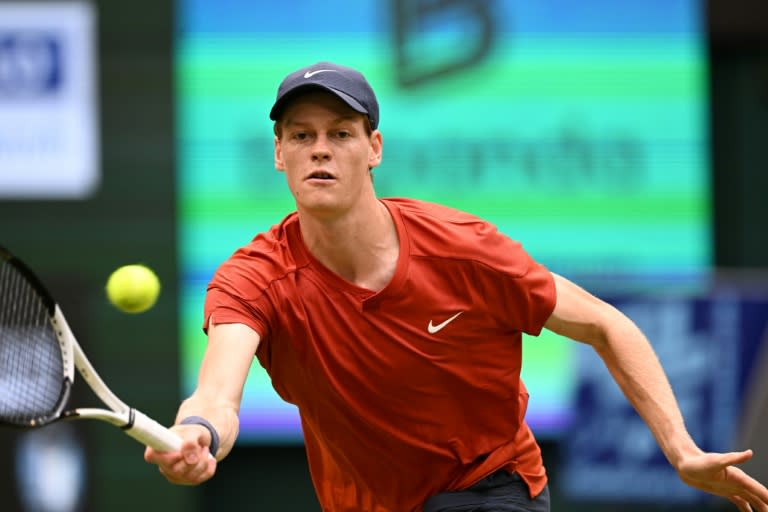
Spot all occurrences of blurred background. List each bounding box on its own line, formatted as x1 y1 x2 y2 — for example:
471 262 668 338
0 0 766 510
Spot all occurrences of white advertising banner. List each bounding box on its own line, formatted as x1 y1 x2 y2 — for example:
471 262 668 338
0 2 99 199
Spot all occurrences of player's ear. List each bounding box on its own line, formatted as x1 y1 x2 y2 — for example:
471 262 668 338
368 130 382 169
274 135 285 172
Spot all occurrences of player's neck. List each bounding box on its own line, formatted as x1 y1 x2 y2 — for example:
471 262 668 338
298 199 399 291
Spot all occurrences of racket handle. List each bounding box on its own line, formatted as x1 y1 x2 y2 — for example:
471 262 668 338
124 409 183 452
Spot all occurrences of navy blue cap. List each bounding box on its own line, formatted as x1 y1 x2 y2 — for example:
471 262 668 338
269 62 380 129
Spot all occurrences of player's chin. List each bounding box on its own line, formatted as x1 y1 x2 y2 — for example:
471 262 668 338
298 186 340 205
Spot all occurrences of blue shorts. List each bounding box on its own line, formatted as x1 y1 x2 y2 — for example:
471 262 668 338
422 470 550 512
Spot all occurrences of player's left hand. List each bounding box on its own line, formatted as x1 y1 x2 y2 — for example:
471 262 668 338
675 449 768 512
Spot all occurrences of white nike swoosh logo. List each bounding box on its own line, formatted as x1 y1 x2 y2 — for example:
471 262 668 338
427 312 463 334
304 69 337 78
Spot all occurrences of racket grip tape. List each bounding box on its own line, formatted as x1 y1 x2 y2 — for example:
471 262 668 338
123 408 183 452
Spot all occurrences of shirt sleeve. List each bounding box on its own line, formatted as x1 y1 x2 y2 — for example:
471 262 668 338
203 286 271 339
507 256 556 336
473 223 556 336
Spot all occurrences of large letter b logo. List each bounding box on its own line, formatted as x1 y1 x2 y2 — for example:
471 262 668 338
393 0 497 87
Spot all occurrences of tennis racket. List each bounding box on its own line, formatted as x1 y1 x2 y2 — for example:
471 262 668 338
0 245 182 452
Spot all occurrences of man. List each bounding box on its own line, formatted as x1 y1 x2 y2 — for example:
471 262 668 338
146 62 768 512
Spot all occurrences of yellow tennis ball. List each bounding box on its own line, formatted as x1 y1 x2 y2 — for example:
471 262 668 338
105 264 161 313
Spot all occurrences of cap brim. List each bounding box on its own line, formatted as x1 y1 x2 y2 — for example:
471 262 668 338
269 84 368 121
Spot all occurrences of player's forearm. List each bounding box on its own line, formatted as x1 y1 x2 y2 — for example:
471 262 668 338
174 322 258 460
592 312 702 468
176 394 240 460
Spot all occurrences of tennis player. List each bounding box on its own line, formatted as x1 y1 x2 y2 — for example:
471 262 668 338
145 62 768 512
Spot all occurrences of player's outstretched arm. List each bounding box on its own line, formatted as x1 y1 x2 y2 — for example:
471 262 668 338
144 321 261 485
543 273 768 512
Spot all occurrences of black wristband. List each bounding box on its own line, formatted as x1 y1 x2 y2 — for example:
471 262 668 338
180 416 220 457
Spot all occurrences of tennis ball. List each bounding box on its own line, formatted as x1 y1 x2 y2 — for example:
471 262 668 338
105 264 161 313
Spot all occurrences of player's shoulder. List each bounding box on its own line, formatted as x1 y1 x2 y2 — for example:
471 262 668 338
213 212 301 289
383 197 526 262
384 197 477 220
384 197 498 240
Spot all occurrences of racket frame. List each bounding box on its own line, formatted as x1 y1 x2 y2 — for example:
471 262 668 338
0 246 182 452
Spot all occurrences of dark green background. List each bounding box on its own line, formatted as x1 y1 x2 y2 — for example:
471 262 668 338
0 0 766 510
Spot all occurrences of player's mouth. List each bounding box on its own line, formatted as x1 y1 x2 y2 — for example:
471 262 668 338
305 170 336 182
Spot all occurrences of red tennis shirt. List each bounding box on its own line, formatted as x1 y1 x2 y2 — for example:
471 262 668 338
203 198 557 512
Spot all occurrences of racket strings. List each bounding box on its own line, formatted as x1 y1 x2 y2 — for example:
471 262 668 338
0 260 67 426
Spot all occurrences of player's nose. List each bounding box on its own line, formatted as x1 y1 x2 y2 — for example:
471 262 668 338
310 134 332 161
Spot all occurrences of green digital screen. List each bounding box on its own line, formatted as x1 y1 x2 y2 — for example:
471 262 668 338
177 0 710 441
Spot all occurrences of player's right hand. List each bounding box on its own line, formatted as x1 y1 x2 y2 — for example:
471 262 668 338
144 424 217 485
